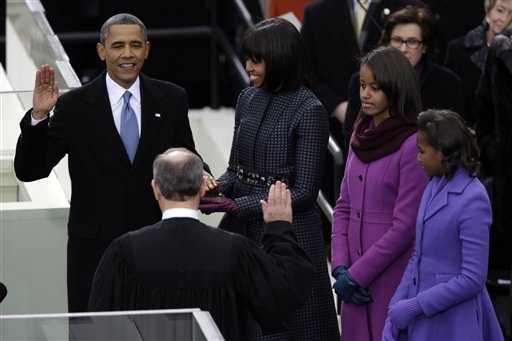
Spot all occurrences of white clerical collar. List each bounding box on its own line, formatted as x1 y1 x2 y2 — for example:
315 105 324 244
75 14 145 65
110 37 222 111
162 208 199 220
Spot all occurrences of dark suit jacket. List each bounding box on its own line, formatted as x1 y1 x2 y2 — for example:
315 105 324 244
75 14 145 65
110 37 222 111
14 71 206 311
88 218 314 341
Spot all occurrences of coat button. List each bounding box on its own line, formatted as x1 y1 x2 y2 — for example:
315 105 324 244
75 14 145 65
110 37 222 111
357 211 360 218
357 250 362 256
358 175 363 181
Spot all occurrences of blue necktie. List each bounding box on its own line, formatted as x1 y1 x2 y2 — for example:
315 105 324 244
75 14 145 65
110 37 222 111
120 91 139 162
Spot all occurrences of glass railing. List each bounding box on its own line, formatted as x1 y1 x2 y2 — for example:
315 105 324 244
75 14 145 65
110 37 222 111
0 309 225 340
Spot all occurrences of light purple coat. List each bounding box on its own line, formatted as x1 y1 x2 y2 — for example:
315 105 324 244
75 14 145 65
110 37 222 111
332 133 428 341
390 167 504 341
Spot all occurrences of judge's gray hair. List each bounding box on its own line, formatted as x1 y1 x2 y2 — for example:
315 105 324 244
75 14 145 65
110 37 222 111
153 148 203 201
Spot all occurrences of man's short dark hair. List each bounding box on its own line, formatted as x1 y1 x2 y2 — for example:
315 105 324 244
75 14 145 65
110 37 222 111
100 13 147 44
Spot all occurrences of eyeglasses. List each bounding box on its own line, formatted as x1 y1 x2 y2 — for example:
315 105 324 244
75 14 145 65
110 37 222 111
390 37 423 49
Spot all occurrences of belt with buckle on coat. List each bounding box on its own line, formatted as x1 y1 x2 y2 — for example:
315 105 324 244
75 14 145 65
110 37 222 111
237 167 289 187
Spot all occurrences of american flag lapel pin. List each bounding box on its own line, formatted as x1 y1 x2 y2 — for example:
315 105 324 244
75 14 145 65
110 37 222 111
155 113 161 118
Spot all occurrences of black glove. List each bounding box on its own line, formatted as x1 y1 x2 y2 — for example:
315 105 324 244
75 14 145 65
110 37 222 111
332 266 372 305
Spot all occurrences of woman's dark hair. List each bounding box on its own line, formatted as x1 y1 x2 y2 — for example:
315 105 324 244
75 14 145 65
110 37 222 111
241 17 306 93
360 46 422 119
379 6 437 59
418 109 480 178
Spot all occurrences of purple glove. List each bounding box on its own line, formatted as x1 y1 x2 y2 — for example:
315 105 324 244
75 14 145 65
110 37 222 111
388 297 423 330
199 196 236 214
382 319 399 341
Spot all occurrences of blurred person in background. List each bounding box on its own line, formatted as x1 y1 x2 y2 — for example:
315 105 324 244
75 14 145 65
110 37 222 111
444 0 512 128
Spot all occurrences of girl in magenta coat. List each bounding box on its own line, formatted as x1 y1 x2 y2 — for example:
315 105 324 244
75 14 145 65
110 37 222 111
383 109 504 341
331 47 429 341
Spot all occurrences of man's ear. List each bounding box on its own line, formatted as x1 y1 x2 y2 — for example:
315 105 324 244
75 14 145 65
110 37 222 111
151 179 161 201
199 177 207 198
96 43 106 61
144 41 151 60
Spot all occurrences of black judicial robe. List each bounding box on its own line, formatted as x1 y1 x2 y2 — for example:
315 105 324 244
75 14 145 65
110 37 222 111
88 218 314 341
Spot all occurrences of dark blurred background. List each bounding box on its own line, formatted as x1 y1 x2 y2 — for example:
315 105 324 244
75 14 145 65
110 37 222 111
0 0 485 109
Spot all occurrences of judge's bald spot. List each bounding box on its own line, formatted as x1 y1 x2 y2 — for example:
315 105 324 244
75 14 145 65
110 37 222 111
153 148 203 201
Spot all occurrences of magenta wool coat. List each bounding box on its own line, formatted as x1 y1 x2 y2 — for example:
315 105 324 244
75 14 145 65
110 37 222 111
332 133 429 341
390 168 504 341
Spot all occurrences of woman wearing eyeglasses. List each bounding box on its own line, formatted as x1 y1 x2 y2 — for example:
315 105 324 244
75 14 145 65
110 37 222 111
343 6 465 150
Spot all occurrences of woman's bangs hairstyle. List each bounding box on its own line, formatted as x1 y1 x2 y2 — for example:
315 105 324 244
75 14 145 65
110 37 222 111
485 0 497 14
418 109 480 178
361 46 422 119
241 17 306 93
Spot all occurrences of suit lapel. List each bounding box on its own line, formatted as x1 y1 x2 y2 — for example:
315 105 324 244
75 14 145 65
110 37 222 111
132 74 165 167
84 72 131 165
360 0 382 49
84 72 166 168
330 0 359 52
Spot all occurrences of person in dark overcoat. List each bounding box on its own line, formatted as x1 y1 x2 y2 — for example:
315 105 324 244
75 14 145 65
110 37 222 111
13 13 211 313
444 0 512 127
199 17 340 341
475 31 512 279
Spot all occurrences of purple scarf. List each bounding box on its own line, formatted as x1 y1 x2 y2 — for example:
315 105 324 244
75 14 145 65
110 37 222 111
351 115 417 163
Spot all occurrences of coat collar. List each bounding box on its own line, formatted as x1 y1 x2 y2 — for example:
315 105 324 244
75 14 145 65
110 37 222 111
239 88 294 168
421 167 474 221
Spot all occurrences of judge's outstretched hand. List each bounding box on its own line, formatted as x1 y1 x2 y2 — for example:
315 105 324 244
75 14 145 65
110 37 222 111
261 181 292 223
32 64 59 120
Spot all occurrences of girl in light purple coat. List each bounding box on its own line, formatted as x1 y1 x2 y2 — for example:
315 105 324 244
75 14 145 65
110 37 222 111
383 109 504 341
331 46 429 341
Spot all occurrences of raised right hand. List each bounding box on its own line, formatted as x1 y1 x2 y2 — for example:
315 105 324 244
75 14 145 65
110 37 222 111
32 64 59 120
261 181 292 223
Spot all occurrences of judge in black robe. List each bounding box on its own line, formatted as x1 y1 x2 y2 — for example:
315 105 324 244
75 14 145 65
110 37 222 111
88 148 314 341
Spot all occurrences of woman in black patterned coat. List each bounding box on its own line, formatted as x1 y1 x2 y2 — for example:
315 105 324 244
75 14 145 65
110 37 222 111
200 17 340 341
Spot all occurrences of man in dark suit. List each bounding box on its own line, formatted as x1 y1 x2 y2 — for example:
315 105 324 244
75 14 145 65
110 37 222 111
14 13 213 313
88 148 314 341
